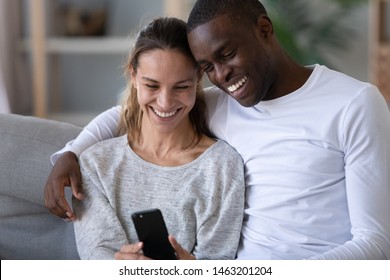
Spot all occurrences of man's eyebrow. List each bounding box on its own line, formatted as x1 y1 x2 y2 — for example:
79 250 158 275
197 44 231 65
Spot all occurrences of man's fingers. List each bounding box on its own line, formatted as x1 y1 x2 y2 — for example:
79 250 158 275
44 179 70 219
44 151 81 220
69 165 83 200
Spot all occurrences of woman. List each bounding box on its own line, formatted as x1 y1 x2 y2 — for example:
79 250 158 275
72 17 245 260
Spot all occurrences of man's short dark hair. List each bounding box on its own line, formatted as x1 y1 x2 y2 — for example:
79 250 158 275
187 0 267 33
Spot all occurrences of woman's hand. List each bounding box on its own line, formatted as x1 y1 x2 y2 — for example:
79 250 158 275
169 235 196 260
115 236 195 260
115 243 151 260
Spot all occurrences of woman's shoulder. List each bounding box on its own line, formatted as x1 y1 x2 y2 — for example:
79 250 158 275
80 135 127 163
205 139 243 164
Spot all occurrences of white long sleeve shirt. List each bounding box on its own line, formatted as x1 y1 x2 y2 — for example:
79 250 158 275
53 65 390 259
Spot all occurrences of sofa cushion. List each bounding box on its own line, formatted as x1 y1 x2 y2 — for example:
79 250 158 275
0 114 82 259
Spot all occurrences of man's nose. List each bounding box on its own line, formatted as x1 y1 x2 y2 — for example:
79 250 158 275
214 64 231 84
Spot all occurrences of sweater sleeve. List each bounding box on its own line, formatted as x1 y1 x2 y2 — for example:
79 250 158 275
193 144 245 260
73 163 129 259
51 105 121 164
310 85 390 260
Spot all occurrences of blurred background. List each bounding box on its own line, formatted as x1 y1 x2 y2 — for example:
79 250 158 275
0 0 388 126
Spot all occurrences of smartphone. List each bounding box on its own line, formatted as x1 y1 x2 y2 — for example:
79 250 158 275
131 208 176 260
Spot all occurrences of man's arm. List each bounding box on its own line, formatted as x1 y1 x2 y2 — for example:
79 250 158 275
311 86 390 259
44 106 121 219
51 106 122 164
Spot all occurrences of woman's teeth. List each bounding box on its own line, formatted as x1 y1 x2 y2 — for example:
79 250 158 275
228 76 248 93
153 108 177 118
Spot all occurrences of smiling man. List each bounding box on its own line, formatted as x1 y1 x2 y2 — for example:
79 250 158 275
45 0 390 260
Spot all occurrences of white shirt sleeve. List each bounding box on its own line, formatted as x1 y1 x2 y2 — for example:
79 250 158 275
310 85 390 260
51 105 121 164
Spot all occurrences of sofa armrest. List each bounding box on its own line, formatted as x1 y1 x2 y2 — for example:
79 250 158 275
0 114 82 259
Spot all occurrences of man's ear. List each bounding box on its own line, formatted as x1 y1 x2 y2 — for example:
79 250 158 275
256 15 273 39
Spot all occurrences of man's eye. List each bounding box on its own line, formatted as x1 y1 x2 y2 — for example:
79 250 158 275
222 50 235 60
203 64 214 73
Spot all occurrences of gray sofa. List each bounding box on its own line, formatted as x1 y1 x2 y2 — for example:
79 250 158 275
0 113 82 259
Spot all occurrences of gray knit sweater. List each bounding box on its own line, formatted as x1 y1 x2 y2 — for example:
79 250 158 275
73 135 245 260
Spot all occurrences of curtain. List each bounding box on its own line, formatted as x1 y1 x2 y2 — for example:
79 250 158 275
0 0 10 113
0 0 32 114
0 56 10 113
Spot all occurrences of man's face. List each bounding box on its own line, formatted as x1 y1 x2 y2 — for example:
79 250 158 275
188 14 273 107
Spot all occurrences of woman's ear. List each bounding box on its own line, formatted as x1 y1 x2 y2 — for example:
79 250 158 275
256 15 273 39
130 67 137 89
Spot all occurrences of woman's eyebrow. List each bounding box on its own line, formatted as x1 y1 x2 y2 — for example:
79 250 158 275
142 76 194 84
141 76 158 83
175 78 195 84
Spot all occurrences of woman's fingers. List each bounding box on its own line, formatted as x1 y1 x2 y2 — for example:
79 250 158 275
169 235 195 260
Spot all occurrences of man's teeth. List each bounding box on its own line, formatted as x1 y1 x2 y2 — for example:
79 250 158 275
228 76 248 93
153 108 177 118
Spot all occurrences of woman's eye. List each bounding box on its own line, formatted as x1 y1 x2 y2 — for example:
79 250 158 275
175 85 190 90
145 84 158 89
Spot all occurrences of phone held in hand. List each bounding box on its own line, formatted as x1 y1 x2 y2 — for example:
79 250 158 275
131 208 177 260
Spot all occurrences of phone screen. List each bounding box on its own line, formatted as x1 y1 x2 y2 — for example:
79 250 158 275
132 209 176 260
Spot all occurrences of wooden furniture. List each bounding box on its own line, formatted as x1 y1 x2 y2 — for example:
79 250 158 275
370 0 390 103
26 0 194 118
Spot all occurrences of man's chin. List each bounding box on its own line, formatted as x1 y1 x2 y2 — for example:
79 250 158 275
233 95 256 107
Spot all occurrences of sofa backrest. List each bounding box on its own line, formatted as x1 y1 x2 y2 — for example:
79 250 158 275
0 114 82 259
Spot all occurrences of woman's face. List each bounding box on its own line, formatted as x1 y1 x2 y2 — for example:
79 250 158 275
132 49 199 134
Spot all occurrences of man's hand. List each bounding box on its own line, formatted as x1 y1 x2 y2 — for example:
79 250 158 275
44 151 83 220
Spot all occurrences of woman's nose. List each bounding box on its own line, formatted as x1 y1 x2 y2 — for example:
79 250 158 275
157 88 174 109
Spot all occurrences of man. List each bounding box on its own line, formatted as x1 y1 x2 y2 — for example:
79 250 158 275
45 0 390 259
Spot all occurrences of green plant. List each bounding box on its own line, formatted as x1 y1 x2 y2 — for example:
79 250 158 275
263 0 367 66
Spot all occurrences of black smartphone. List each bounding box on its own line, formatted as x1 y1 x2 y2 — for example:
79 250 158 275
131 208 176 260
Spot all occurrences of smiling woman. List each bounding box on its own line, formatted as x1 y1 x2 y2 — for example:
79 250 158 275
128 48 209 166
71 17 245 260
